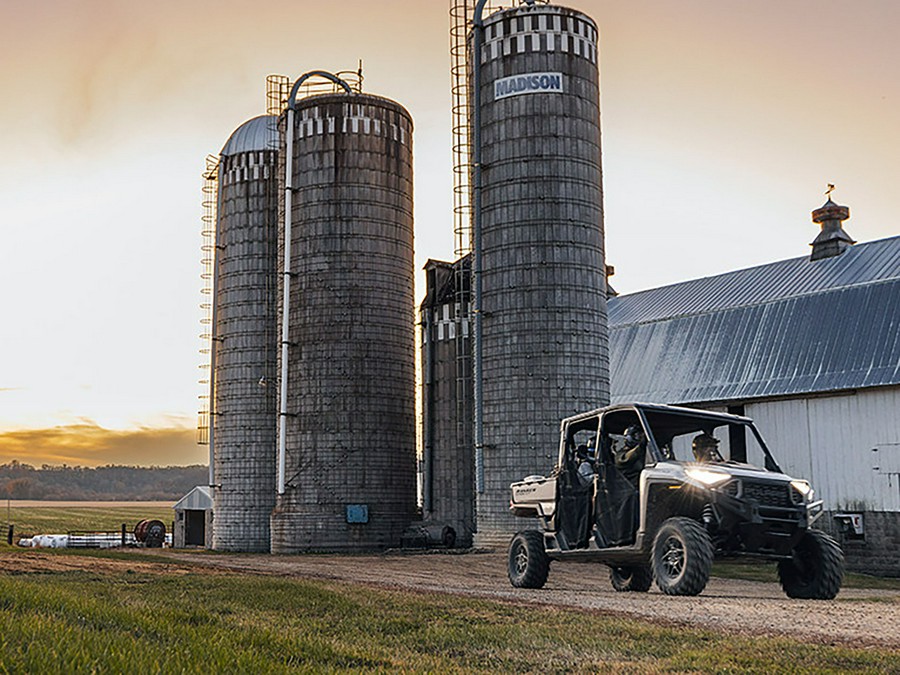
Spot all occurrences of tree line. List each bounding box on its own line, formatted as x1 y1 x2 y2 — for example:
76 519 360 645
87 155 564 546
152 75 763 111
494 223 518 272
0 461 208 501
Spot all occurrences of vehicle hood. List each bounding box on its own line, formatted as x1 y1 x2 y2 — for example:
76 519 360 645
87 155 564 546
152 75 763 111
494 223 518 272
657 461 798 483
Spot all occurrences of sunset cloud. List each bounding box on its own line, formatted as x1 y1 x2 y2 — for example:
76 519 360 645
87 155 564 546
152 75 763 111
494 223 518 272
0 423 207 468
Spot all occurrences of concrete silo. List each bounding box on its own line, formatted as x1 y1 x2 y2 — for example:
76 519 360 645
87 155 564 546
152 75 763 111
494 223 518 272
472 2 609 544
211 115 279 552
420 256 475 547
271 75 416 552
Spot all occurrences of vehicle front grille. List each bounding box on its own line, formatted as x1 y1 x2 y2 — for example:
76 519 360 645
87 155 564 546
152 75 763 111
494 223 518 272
742 480 792 507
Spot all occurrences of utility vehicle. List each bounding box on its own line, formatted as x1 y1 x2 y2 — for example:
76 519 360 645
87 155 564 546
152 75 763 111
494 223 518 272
508 403 843 598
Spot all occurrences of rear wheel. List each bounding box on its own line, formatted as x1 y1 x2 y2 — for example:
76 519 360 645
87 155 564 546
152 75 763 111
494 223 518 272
609 565 653 592
778 529 843 599
507 530 550 589
652 517 713 596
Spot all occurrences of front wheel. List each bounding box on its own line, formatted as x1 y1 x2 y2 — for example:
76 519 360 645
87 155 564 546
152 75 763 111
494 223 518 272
652 517 713 596
609 565 653 592
508 530 550 589
777 529 843 599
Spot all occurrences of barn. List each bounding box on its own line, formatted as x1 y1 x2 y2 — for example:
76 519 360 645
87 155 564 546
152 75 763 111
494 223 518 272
608 200 900 575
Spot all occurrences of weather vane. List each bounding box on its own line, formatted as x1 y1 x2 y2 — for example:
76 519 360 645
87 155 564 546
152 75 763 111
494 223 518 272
825 183 836 198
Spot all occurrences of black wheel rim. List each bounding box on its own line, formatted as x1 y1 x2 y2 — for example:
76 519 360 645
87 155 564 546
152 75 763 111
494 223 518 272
514 543 528 577
661 535 685 580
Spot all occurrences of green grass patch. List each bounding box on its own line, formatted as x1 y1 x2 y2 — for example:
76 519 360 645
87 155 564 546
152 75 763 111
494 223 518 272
1 504 173 538
0 553 896 673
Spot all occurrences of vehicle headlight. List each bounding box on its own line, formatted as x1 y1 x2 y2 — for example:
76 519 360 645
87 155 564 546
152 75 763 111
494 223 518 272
790 480 814 504
685 467 731 487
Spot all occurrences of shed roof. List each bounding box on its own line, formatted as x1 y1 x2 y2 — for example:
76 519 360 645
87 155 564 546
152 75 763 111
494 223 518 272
173 485 213 511
220 115 277 156
609 236 900 405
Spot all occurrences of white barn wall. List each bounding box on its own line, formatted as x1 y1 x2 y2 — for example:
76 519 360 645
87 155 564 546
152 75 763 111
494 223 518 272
747 387 900 512
744 399 815 494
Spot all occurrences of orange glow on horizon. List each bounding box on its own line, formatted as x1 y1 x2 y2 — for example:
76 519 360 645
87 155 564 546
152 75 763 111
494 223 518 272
0 424 205 468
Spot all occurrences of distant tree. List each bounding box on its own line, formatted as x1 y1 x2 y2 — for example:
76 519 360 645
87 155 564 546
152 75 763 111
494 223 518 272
1 477 46 499
0 464 208 501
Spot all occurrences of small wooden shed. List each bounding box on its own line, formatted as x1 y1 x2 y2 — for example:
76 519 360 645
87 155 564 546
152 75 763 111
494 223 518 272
173 486 213 548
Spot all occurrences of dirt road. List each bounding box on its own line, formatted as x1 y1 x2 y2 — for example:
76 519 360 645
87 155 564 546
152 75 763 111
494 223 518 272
156 549 900 649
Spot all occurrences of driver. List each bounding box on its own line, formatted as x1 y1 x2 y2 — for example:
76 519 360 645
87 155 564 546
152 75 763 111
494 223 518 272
692 433 724 463
615 425 647 486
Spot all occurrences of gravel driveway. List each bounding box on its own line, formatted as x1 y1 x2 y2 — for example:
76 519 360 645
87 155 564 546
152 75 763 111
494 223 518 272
158 549 900 648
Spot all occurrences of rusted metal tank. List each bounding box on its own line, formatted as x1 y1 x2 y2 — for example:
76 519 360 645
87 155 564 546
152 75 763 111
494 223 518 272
133 519 166 548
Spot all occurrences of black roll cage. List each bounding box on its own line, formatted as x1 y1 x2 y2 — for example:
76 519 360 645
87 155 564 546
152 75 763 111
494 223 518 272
561 403 782 473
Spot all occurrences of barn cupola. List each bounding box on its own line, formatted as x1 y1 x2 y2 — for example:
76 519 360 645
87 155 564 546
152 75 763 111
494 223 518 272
810 194 855 261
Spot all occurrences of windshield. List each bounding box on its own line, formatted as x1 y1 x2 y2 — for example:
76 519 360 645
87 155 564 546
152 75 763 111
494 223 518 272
640 409 780 472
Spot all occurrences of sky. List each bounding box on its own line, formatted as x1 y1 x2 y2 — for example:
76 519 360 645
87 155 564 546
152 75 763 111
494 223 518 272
0 0 897 467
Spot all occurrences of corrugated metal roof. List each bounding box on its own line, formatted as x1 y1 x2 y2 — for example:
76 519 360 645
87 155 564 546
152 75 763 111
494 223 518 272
173 485 212 511
609 237 900 404
609 236 900 326
220 115 277 157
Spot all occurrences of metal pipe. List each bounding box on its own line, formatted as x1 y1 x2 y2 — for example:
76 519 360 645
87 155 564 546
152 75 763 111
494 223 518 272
422 304 435 513
278 70 354 495
277 105 294 495
288 70 352 108
472 0 488 493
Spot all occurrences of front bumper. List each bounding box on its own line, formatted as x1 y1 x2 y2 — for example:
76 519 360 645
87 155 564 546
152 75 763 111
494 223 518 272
710 492 822 557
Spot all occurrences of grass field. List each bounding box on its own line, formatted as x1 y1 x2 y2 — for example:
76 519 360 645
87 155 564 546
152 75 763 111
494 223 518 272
0 551 896 674
1 503 174 537
0 505 897 671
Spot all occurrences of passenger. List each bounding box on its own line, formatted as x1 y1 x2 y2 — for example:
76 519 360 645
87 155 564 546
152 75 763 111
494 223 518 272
658 442 675 461
615 425 647 486
586 436 597 461
575 444 594 487
692 433 724 463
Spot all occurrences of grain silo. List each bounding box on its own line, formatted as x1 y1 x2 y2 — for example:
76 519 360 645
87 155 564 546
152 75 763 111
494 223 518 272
472 1 609 544
270 73 416 552
420 256 475 547
210 115 279 552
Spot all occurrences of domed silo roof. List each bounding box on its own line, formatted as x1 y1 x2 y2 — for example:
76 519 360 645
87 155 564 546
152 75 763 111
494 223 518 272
220 115 277 156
